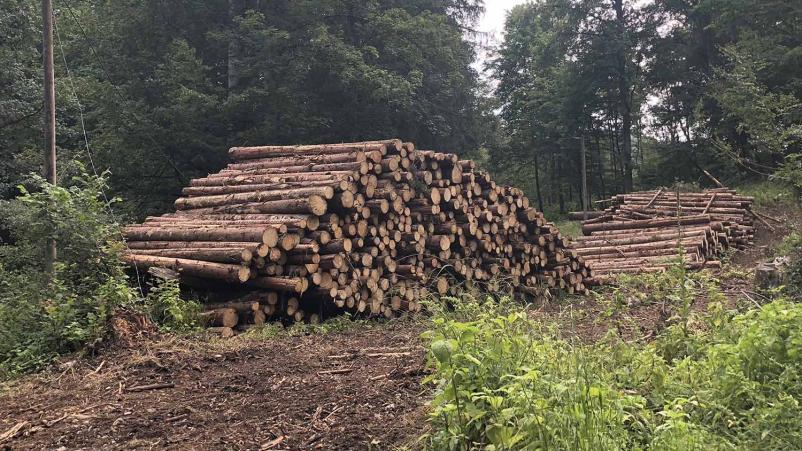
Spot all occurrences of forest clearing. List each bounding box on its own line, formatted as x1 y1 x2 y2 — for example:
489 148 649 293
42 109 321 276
0 198 798 449
1 0 801 449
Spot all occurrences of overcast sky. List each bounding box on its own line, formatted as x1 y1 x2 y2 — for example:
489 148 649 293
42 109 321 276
472 0 529 76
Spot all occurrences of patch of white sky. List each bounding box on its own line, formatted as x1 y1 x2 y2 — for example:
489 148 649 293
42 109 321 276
473 0 668 136
471 0 529 80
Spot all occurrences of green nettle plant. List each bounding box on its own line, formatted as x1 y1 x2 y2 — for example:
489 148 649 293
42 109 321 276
423 273 802 450
143 278 202 333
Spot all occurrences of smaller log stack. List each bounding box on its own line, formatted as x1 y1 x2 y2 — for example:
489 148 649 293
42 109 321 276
122 139 591 331
573 188 756 284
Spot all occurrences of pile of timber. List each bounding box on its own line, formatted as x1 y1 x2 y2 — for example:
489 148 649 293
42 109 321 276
573 188 756 284
122 139 590 332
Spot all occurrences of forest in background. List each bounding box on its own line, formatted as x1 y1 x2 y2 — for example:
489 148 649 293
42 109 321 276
490 0 801 212
1 0 800 217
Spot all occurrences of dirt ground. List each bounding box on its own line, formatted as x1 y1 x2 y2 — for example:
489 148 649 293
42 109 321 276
0 320 430 450
1 204 797 450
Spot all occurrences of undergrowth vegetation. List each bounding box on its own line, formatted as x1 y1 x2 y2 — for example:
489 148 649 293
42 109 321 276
0 170 198 379
423 265 802 450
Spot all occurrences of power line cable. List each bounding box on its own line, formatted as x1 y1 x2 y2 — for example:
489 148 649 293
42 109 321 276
53 9 145 297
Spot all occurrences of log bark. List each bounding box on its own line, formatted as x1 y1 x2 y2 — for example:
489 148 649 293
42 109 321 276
201 308 239 328
582 215 712 235
124 226 279 247
128 247 254 264
175 188 334 210
176 196 328 216
229 140 398 160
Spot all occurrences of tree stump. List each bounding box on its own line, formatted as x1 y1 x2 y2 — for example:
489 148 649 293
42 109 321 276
755 263 783 290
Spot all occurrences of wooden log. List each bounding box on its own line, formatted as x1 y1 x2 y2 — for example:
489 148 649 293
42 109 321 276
215 161 369 176
174 186 335 210
123 254 250 283
208 326 235 338
203 299 261 313
123 226 279 246
582 215 712 235
200 308 239 328
228 140 399 160
128 247 254 264
126 241 262 250
248 276 308 293
181 180 345 196
150 214 319 230
189 172 354 187
173 196 329 216
573 237 705 256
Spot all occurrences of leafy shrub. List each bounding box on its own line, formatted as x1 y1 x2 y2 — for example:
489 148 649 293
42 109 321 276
424 284 802 449
0 169 135 377
775 153 802 199
142 278 201 333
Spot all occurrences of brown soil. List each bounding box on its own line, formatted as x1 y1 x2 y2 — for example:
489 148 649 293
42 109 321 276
0 320 429 450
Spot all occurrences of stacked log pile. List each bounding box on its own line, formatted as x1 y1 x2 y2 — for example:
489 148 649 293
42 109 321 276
573 188 756 284
122 139 590 331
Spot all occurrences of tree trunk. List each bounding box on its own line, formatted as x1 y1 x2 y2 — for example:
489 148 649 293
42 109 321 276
202 308 239 328
614 0 633 193
582 215 712 235
533 150 544 212
128 247 254 264
178 196 328 216
227 0 243 96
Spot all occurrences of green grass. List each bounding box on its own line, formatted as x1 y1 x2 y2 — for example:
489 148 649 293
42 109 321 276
737 180 799 210
551 218 582 239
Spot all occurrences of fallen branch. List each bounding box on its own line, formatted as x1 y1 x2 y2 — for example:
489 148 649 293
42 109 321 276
261 436 285 450
0 421 30 443
317 368 353 376
124 382 175 392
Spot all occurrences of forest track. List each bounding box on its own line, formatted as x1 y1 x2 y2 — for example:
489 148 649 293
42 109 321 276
0 320 429 450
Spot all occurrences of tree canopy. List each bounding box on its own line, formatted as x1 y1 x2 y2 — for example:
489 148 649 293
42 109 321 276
2 0 492 216
0 0 799 216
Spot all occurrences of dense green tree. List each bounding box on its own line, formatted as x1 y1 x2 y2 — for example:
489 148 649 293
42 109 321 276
645 0 801 183
492 0 653 210
44 0 492 216
493 0 801 208
0 1 42 197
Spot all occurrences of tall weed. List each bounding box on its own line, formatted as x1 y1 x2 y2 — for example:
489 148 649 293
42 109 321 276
424 271 802 449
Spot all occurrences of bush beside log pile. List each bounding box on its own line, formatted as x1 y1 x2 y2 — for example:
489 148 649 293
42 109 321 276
573 188 756 285
122 139 591 330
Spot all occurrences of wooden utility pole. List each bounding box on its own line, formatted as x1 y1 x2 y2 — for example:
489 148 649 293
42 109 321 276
43 0 57 272
580 134 588 221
